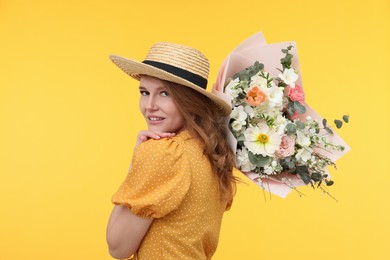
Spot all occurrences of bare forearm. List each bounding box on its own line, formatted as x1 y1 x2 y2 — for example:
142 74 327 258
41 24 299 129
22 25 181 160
106 205 153 259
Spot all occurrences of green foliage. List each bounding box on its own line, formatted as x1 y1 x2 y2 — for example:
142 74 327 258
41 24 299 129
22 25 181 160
248 152 272 167
296 165 311 184
324 127 333 134
334 119 343 129
286 123 297 135
311 172 322 182
322 118 327 127
287 101 306 117
296 121 305 130
280 45 294 70
325 179 334 186
293 101 306 114
233 61 264 81
322 114 350 132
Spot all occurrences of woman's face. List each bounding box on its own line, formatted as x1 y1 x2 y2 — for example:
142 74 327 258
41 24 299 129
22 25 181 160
139 76 185 133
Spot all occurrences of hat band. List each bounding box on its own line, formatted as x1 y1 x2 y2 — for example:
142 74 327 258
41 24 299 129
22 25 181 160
142 60 208 89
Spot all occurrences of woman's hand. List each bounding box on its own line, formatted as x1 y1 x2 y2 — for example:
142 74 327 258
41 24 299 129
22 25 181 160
135 130 176 147
127 131 175 173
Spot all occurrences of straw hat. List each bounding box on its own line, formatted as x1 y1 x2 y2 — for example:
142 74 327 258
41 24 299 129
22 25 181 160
109 42 231 116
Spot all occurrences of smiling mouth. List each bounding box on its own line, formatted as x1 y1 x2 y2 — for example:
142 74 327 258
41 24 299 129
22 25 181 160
148 117 165 121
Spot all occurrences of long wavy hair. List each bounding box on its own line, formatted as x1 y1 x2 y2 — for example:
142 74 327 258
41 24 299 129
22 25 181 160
163 80 238 202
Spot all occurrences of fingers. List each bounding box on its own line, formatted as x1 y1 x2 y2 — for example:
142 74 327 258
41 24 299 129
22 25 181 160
155 132 176 138
135 131 176 147
139 131 175 140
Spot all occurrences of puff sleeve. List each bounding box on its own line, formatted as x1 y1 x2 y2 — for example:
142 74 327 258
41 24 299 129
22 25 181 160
111 137 191 219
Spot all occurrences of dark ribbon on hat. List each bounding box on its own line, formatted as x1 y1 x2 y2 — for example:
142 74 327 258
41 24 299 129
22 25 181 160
142 60 208 89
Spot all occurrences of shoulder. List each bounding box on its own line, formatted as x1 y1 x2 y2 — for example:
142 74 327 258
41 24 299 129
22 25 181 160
133 130 194 163
136 130 193 152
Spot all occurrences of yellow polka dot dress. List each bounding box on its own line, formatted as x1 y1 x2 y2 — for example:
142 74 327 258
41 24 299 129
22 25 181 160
111 130 231 259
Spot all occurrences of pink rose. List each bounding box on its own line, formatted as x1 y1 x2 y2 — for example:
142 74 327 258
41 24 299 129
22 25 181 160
286 85 305 104
275 134 295 158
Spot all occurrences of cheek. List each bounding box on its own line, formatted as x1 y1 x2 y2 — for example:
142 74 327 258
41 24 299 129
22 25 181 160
167 103 184 124
173 110 185 127
139 99 145 113
168 104 181 117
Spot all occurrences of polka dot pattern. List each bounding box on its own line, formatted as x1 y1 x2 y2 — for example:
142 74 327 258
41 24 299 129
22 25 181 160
112 130 230 259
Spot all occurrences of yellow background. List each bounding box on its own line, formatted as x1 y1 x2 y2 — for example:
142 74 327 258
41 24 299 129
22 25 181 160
1 0 389 259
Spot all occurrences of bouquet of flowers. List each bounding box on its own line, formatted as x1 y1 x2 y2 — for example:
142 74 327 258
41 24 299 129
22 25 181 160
213 33 350 198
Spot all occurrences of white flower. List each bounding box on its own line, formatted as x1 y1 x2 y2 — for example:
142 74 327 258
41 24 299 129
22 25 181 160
244 123 281 157
236 147 256 172
231 105 247 122
231 120 243 132
226 78 241 104
250 74 268 89
253 103 272 115
266 84 284 108
278 68 298 87
295 147 313 162
274 115 288 135
244 105 255 118
225 77 240 90
263 165 274 175
296 130 311 147
309 128 316 135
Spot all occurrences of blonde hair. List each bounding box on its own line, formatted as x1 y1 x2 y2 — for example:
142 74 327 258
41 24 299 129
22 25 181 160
163 80 238 202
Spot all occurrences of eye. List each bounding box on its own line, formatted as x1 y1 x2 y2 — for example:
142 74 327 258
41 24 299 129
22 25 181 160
140 90 149 96
160 91 169 97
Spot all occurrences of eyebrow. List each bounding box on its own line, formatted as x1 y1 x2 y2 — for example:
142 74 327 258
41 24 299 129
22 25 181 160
139 86 167 91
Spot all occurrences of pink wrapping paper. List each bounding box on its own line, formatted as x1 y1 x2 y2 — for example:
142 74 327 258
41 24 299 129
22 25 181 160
212 32 350 198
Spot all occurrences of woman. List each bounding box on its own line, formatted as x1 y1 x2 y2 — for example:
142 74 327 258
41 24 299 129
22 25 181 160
106 42 237 259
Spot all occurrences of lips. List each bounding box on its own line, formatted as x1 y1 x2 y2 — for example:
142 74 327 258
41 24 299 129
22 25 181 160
147 116 165 123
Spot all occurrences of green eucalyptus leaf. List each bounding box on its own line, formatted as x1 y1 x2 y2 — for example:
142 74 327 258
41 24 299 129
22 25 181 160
287 161 295 169
325 179 334 186
325 127 334 134
298 171 311 184
296 165 308 173
286 123 297 134
334 119 343 129
322 118 327 127
311 172 322 182
239 74 249 82
293 101 306 114
248 152 272 167
296 121 305 129
296 165 311 184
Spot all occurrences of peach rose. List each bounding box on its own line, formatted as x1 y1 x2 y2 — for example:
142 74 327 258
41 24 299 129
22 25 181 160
275 134 295 158
246 86 267 106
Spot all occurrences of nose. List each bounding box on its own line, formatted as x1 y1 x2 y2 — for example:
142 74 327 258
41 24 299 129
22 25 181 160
145 95 158 111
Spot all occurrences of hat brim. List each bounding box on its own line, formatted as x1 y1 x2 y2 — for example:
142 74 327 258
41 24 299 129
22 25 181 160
109 55 232 116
